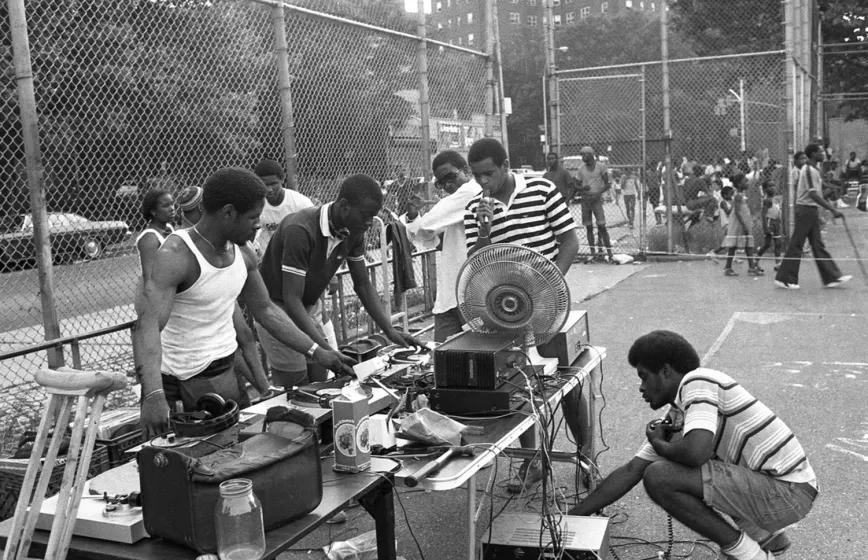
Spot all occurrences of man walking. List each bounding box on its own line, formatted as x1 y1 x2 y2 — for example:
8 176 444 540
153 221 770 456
575 146 614 262
405 150 481 342
774 143 851 290
571 330 817 560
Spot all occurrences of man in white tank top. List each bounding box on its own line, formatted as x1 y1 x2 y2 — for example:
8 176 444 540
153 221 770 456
133 168 357 439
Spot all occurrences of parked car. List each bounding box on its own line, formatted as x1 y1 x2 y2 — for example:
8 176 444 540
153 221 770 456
510 166 545 180
0 212 131 270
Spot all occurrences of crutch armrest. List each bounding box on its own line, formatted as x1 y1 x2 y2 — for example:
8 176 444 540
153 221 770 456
36 367 128 396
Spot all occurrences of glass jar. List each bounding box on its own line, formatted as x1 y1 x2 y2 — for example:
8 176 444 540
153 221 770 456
214 478 266 560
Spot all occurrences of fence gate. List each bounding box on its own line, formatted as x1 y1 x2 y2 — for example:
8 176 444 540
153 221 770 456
558 72 647 255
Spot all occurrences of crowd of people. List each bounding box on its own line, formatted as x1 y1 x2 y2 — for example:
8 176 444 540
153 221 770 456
130 138 831 560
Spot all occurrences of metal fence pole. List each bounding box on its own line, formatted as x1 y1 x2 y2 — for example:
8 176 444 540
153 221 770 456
7 0 64 368
660 0 674 254
493 0 508 150
416 0 432 180
544 0 558 154
484 0 496 138
270 2 299 189
784 0 796 235
640 64 647 254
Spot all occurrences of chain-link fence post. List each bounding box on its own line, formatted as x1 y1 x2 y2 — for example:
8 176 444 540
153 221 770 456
416 0 432 185
7 0 63 368
660 0 675 254
484 0 496 138
269 1 299 190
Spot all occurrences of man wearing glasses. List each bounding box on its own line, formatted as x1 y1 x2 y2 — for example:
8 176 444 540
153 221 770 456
405 150 481 342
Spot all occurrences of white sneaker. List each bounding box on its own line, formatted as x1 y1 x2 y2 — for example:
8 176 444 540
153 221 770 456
774 280 800 290
836 199 849 209
825 274 852 288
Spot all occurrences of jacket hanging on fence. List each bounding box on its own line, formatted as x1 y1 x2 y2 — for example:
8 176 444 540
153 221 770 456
386 221 416 306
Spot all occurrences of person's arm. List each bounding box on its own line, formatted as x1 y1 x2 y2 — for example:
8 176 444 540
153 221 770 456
347 258 422 347
761 199 771 233
806 166 843 216
645 424 714 468
238 245 357 376
133 238 189 439
280 272 332 349
465 197 491 256
232 304 271 395
571 457 651 515
554 229 579 276
136 233 161 280
600 166 611 194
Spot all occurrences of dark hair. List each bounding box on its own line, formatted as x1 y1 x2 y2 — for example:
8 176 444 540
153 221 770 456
547 151 559 157
720 185 734 197
730 173 747 190
253 158 284 179
761 181 775 195
804 144 822 159
337 174 383 207
793 151 805 163
431 150 468 172
468 138 508 167
202 168 267 214
141 188 171 220
628 330 701 375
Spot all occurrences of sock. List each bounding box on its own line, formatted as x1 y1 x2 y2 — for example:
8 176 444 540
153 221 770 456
722 531 763 560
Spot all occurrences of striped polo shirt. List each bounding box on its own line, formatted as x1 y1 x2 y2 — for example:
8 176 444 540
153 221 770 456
637 367 816 485
463 174 576 261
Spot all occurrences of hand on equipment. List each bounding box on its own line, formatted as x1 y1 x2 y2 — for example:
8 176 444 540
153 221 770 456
140 394 170 439
645 417 674 447
387 328 424 349
314 347 358 378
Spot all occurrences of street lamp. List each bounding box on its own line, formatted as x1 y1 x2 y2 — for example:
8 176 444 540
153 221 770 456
727 78 746 152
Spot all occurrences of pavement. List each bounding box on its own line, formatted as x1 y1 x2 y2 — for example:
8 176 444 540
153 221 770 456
280 206 868 560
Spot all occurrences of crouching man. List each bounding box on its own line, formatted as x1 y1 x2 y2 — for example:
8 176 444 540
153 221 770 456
570 330 817 560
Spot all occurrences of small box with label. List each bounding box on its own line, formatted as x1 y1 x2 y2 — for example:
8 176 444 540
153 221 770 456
331 385 371 473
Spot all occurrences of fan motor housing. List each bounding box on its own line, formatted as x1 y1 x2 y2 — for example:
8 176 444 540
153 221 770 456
433 332 525 390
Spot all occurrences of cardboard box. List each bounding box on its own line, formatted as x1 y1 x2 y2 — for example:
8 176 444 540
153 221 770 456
331 392 370 473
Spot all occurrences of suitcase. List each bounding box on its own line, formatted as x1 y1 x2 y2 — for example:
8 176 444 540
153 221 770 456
138 424 321 553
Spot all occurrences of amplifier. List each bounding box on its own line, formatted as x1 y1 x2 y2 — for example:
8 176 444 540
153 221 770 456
482 513 610 560
429 370 526 415
537 309 590 366
433 332 524 389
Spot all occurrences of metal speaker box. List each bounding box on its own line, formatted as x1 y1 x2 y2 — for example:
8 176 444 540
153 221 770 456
433 332 523 389
482 513 610 560
537 309 590 366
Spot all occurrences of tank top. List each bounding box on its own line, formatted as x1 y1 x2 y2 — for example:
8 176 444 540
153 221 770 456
160 229 246 380
135 225 174 247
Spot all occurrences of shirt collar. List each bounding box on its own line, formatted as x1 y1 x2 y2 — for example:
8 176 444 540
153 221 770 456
319 202 349 240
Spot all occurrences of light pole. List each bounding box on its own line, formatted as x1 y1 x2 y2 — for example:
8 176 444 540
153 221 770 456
727 78 747 152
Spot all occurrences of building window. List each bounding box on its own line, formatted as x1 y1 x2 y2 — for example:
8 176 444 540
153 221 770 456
528 15 538 25
468 33 474 46
553 0 560 5
554 14 562 25
601 1 609 13
566 11 575 23
437 22 443 30
467 12 473 24
580 6 590 18
458 36 463 45
509 12 521 24
436 1 442 12
640 1 645 8
511 0 519 3
651 2 656 10
625 0 633 7
528 0 537 4
447 18 452 27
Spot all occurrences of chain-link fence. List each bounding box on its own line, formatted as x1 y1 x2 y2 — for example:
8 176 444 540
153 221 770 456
0 0 500 456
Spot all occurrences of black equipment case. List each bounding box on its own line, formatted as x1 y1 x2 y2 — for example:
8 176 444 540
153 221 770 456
138 425 321 553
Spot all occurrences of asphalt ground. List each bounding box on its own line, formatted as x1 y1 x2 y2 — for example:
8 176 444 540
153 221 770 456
280 206 868 560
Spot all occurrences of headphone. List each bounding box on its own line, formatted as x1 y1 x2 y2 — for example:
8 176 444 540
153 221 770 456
170 393 239 438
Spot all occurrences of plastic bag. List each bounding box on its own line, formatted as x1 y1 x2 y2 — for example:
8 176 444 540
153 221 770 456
396 407 466 447
323 529 406 560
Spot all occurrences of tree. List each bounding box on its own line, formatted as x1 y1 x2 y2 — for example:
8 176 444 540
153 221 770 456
820 1 868 120
668 0 784 56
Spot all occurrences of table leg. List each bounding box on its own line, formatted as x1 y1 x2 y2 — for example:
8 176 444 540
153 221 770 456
467 473 476 560
358 478 396 560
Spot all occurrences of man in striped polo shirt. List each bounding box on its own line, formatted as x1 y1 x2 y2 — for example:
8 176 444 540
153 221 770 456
570 331 817 560
463 138 581 493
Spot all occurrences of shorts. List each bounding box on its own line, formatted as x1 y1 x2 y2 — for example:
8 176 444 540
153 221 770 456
701 460 816 536
766 218 782 238
162 353 241 412
256 301 328 386
580 194 607 226
433 307 464 343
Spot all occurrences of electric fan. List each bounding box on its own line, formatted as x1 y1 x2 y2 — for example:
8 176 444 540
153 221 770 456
456 243 570 375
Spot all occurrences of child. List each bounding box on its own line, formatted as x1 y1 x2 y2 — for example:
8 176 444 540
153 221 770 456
721 174 762 276
756 181 783 270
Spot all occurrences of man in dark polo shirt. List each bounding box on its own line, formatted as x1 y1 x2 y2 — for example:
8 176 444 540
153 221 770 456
258 174 422 387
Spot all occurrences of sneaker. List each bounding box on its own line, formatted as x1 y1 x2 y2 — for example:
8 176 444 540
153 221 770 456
506 460 544 494
724 268 739 277
836 199 849 209
760 531 792 555
326 510 348 524
774 280 800 290
748 267 764 276
825 275 852 288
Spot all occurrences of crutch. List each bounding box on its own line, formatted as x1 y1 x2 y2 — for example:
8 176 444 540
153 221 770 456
3 368 127 560
841 216 868 285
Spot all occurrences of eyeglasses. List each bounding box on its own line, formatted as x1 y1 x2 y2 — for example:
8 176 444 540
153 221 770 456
435 172 459 187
